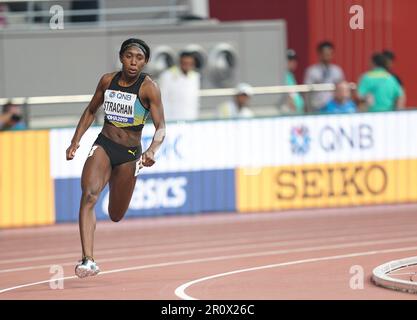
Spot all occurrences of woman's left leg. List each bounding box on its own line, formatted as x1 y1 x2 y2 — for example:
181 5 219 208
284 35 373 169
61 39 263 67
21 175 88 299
107 160 138 222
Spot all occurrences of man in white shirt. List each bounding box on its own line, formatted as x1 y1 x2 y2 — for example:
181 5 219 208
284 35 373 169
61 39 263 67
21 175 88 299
158 51 200 121
304 41 345 111
217 83 255 119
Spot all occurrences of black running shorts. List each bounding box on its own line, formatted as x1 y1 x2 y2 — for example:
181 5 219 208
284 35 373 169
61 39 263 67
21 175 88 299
92 133 141 168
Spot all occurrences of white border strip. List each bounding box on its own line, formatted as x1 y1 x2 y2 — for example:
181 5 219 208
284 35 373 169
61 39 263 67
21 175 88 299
372 256 417 294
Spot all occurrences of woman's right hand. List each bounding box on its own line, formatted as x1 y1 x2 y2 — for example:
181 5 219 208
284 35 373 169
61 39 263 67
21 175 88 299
66 142 80 160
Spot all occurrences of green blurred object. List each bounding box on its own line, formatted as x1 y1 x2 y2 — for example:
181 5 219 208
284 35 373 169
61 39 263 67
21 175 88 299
285 71 305 114
358 67 404 112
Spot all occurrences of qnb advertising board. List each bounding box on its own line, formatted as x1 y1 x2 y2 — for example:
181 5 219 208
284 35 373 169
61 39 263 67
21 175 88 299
49 111 417 222
236 112 417 211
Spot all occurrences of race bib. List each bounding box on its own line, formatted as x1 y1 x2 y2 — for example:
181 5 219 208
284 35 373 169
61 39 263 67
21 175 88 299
103 90 136 124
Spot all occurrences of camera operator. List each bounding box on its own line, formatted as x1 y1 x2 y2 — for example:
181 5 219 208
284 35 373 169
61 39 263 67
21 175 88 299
0 102 26 131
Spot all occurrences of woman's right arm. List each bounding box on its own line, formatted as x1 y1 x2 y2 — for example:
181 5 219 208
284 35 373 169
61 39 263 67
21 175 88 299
66 74 111 160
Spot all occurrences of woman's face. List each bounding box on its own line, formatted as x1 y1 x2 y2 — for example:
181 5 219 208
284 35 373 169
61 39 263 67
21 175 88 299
120 46 147 78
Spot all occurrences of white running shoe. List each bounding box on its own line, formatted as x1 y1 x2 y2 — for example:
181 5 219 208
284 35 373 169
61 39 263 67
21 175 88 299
75 258 100 278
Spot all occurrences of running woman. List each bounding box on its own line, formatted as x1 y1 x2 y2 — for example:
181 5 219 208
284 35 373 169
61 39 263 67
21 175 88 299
66 38 165 278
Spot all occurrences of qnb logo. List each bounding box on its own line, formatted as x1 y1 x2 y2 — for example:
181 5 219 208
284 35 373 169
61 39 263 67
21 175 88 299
319 124 373 152
290 126 311 155
117 92 132 101
109 91 132 101
142 135 182 160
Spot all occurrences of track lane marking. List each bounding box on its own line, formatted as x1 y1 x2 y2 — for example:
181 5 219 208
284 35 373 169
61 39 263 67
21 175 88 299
175 246 417 300
3 239 417 295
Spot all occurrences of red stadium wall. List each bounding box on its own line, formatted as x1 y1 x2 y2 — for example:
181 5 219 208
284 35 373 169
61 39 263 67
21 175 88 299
208 0 309 84
307 0 417 107
210 0 417 106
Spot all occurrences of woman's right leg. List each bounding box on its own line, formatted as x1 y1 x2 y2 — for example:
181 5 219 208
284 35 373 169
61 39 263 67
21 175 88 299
79 145 112 260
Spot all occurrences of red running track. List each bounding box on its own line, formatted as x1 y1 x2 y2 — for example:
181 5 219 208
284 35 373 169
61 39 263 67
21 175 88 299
1 204 417 300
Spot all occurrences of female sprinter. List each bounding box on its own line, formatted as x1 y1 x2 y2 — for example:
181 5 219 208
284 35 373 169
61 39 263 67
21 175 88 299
66 38 165 278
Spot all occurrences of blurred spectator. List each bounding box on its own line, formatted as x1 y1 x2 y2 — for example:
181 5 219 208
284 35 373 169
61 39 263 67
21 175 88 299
357 53 405 112
217 83 254 119
320 81 356 114
382 49 403 86
0 102 26 131
358 53 405 112
304 41 345 111
283 49 304 114
159 51 201 121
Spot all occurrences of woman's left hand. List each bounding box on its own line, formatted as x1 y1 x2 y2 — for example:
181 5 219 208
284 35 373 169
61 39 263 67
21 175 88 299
141 149 156 167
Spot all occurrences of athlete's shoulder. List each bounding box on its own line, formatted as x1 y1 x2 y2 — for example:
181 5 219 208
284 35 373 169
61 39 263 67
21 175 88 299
97 72 117 91
140 74 161 103
101 72 118 84
142 74 160 91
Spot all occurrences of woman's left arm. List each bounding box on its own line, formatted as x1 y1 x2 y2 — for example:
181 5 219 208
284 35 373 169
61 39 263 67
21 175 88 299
141 78 166 167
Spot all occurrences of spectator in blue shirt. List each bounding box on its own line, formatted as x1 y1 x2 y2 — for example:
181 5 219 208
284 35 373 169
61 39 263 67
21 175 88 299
320 81 356 114
0 102 27 131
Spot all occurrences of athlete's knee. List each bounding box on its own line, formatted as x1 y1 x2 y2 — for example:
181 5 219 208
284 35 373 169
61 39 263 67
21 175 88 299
109 212 123 222
81 190 100 206
109 215 123 223
108 207 125 222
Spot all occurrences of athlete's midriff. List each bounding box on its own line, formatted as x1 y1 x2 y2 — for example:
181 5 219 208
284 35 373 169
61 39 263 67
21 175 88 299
101 123 142 148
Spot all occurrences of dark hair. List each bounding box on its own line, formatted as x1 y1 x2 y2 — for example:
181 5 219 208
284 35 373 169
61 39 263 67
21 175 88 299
2 101 14 114
119 38 150 62
372 53 387 68
317 41 334 52
382 49 395 61
287 49 297 60
179 51 195 59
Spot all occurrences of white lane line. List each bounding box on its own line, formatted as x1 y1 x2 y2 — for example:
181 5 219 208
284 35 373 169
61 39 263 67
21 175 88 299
2 232 417 274
174 246 417 300
3 204 412 237
0 233 385 273
2 237 417 295
0 275 80 294
0 227 307 263
0 206 409 258
0 228 285 264
2 222 416 265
